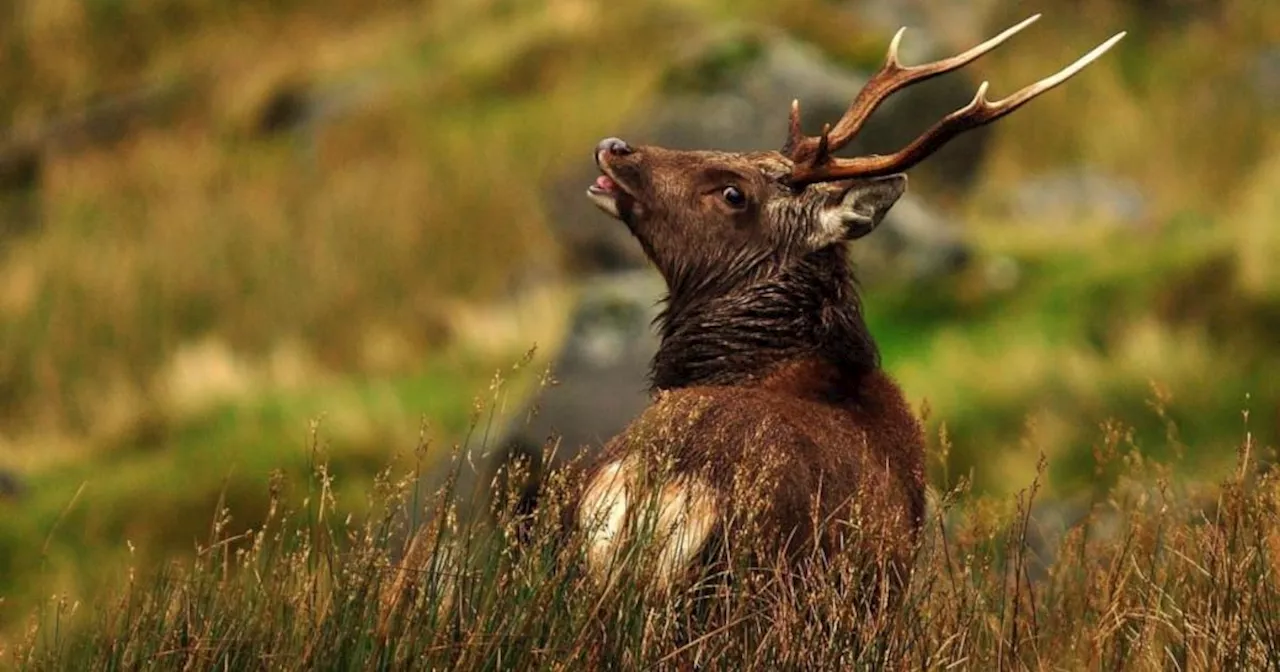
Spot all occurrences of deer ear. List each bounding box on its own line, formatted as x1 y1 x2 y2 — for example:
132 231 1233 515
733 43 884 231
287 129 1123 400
816 175 907 244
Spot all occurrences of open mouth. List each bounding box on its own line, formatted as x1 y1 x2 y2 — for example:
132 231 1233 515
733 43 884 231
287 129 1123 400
586 171 629 220
589 174 618 195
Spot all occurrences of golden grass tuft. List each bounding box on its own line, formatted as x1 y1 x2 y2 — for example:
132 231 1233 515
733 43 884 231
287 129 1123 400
8 404 1280 670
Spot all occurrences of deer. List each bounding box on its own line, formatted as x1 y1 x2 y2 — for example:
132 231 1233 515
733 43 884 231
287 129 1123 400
568 15 1125 592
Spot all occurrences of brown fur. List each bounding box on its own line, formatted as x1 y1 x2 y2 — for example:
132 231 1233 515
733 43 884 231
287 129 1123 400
569 136 928 587
587 364 924 568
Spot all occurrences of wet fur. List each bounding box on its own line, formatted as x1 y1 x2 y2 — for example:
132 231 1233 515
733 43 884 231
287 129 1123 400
565 139 927 589
571 226 924 582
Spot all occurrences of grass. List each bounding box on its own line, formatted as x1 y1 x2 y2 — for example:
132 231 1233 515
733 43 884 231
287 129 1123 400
6 210 1276 642
867 219 1280 494
0 0 1278 659
1 0 1273 451
5 395 1279 670
0 348 519 635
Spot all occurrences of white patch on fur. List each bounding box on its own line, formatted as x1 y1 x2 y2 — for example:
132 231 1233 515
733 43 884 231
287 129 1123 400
651 478 718 587
578 459 719 589
579 460 631 572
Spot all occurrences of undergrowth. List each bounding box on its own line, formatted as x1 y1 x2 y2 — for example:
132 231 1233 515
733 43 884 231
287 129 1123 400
6 399 1277 670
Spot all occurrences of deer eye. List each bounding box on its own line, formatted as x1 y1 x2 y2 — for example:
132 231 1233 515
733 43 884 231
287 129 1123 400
721 186 747 208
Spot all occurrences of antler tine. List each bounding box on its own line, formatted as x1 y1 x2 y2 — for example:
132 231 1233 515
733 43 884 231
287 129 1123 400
976 30 1127 120
785 14 1043 164
815 123 832 165
784 99 804 155
787 30 1127 187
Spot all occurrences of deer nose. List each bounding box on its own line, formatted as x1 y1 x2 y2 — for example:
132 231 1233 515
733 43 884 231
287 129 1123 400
596 137 632 158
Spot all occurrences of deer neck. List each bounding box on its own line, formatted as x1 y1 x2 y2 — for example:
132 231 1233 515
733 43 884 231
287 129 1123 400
649 246 880 392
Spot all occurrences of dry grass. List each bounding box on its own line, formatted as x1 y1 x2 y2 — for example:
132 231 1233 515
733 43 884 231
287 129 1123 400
6 404 1279 670
1 0 1278 662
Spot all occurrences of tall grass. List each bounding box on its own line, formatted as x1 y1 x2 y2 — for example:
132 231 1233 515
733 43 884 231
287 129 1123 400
7 399 1278 670
2 0 1278 664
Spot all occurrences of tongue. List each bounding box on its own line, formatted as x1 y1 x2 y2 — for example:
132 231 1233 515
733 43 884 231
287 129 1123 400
594 175 616 191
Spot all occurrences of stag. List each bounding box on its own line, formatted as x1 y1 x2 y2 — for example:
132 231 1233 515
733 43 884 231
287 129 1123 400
570 16 1124 589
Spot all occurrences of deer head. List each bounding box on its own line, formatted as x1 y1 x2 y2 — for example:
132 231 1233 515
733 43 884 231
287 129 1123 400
587 16 1125 294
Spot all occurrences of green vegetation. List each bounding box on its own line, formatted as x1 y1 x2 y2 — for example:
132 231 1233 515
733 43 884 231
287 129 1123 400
7 414 1279 670
0 0 1277 658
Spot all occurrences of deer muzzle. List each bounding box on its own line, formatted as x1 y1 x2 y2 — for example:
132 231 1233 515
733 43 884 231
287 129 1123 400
587 137 638 220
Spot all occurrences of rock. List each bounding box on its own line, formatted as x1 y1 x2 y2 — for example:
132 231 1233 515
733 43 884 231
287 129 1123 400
1004 168 1149 228
0 140 39 193
543 27 984 277
0 142 40 245
846 193 971 284
0 470 23 501
431 269 664 518
849 0 998 62
1253 48 1280 108
1020 496 1096 582
1016 473 1225 585
248 74 390 140
254 82 314 137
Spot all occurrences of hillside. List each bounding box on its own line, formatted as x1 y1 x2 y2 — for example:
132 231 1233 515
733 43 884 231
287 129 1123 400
0 0 1277 645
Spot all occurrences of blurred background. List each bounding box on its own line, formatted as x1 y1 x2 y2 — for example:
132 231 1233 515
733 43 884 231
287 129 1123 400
0 0 1277 639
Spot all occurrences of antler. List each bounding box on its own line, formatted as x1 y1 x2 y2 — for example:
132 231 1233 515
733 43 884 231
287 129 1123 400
783 16 1126 187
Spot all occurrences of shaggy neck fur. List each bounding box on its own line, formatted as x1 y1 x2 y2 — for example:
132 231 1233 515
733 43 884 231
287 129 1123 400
650 245 879 392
